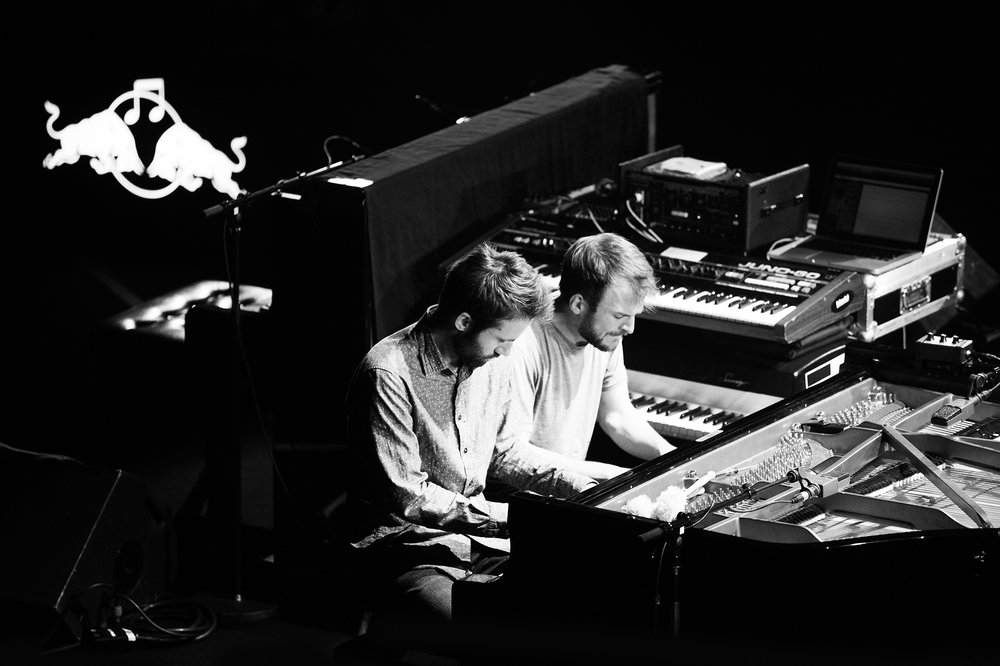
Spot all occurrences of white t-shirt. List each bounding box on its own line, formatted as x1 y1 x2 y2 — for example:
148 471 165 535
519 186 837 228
508 317 625 460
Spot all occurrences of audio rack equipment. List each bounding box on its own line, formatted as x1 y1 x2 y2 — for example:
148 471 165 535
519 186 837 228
619 145 810 254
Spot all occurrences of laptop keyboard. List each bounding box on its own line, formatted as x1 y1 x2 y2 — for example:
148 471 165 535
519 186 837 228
803 237 903 260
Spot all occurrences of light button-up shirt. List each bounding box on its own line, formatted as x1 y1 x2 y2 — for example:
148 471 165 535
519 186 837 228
346 309 595 566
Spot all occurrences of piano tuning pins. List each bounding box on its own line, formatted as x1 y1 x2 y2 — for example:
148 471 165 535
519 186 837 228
700 425 836 513
687 493 712 513
820 386 896 428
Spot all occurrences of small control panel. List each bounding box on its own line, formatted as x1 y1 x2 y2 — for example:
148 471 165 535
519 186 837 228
915 332 974 365
647 255 836 298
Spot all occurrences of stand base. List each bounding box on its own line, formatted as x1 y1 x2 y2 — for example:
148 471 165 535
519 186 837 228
199 594 278 626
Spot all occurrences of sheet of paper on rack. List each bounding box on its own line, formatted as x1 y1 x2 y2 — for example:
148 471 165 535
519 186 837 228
646 156 727 179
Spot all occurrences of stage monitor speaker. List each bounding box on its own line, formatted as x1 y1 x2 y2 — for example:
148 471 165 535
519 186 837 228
0 444 166 653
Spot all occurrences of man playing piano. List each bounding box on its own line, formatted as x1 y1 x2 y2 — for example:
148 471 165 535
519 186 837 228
345 243 595 637
509 232 675 481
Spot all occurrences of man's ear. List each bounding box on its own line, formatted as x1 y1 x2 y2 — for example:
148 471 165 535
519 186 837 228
454 312 473 332
568 293 588 315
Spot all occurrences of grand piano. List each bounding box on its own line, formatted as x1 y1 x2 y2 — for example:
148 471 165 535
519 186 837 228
501 345 1000 659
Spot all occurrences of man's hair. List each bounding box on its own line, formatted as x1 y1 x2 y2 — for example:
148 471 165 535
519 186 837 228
556 233 655 309
436 243 550 330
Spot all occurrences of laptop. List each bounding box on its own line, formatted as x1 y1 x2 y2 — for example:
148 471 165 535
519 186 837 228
768 158 943 275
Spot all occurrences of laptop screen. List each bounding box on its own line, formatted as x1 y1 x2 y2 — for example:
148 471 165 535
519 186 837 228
818 160 943 249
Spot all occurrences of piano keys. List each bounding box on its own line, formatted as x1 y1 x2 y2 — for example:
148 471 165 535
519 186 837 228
630 393 741 441
627 369 780 442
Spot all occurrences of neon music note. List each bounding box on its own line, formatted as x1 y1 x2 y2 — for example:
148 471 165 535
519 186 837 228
123 78 166 125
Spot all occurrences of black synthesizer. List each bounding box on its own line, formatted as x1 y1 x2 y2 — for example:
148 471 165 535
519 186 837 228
439 198 611 283
642 251 864 344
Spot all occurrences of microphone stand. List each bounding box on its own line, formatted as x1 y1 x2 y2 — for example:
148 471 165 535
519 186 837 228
203 159 357 220
638 470 805 637
199 158 360 623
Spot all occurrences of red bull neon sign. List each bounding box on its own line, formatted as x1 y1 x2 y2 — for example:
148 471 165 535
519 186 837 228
42 78 247 200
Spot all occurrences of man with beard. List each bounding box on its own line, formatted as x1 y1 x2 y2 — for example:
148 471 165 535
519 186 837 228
509 233 675 481
344 243 596 634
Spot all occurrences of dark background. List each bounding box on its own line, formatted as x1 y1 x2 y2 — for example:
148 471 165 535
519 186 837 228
2 2 996 507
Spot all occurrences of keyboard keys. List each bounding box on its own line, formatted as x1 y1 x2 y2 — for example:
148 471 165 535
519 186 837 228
629 392 745 441
647 285 796 328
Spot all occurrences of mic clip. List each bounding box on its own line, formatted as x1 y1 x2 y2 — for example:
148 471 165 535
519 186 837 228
791 469 850 503
799 419 848 434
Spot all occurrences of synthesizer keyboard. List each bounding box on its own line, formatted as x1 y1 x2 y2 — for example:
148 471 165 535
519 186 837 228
641 250 865 344
439 206 603 297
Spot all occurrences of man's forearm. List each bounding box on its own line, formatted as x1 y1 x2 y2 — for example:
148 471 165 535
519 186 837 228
525 444 627 481
491 439 598 496
569 457 629 482
603 411 675 461
400 482 508 536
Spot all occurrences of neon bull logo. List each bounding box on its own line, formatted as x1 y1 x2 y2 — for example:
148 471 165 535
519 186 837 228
42 78 247 200
147 122 247 199
42 102 144 176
